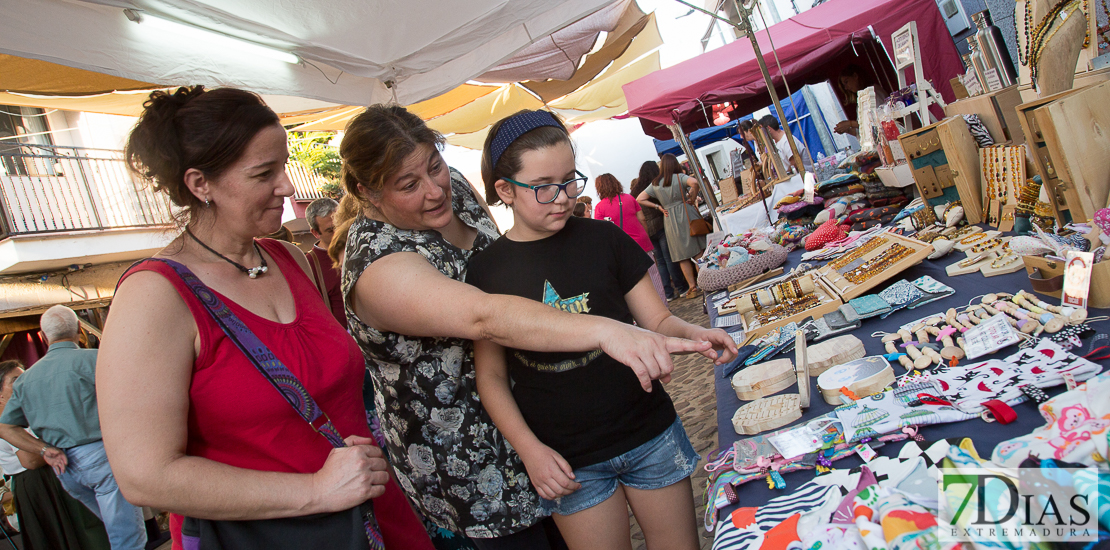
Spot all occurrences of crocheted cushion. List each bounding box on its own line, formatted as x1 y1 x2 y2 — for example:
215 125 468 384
804 219 847 252
697 244 789 292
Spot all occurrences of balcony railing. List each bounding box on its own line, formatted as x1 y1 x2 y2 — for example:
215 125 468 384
0 144 174 237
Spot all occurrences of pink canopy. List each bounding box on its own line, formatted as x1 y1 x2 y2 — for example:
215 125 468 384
623 0 963 139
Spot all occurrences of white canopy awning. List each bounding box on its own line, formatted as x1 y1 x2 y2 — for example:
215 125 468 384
2 0 620 107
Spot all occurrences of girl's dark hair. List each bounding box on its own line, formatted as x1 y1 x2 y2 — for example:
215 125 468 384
656 153 681 187
595 173 623 199
125 86 280 225
480 110 571 206
340 105 445 209
637 161 660 192
572 203 586 217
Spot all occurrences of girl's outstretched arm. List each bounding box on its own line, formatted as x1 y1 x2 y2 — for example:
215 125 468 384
625 275 738 365
473 340 580 500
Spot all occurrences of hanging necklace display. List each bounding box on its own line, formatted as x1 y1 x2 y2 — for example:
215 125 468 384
186 228 269 278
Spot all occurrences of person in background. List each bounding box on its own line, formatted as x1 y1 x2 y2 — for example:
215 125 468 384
572 203 586 218
759 115 814 175
834 64 887 137
631 165 686 301
594 173 666 303
637 154 704 299
575 196 592 219
327 195 362 269
0 359 110 550
305 197 345 323
0 306 147 550
98 86 432 550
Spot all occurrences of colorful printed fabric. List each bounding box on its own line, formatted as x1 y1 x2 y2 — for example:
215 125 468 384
908 276 955 309
992 370 1110 469
929 340 1103 415
712 483 839 550
834 381 974 443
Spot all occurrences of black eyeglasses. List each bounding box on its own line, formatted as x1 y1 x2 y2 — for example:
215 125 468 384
504 170 588 204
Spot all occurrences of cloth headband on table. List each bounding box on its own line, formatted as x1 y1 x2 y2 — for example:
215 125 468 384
489 110 563 169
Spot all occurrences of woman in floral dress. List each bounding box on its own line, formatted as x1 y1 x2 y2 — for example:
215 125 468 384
338 106 712 549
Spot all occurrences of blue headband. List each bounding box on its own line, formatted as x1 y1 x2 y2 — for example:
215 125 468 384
489 110 562 169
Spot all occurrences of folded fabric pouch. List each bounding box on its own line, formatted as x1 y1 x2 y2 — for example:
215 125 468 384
908 275 954 309
846 295 892 319
877 280 924 319
823 309 862 333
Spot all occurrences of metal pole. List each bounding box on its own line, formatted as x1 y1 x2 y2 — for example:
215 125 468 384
668 120 722 231
731 0 806 177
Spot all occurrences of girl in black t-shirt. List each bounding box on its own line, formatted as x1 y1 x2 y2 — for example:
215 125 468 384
468 110 737 550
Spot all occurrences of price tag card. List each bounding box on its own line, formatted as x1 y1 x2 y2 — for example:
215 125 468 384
714 313 741 328
854 443 878 462
803 172 816 204
984 68 1004 92
1062 251 1094 308
963 313 1021 359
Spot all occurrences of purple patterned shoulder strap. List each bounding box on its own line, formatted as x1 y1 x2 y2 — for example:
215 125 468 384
136 258 385 549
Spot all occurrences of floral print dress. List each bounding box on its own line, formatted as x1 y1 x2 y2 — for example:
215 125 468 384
342 169 541 539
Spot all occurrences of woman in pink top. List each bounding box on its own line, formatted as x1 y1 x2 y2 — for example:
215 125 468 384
593 173 667 302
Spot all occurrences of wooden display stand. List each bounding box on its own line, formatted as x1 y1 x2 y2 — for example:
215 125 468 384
739 276 842 340
898 117 984 224
1022 255 1110 308
813 233 935 301
1034 80 1110 223
1016 87 1086 224
943 85 1026 146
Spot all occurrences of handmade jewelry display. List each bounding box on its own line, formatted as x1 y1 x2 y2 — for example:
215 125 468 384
732 276 818 316
979 146 1025 227
817 233 933 301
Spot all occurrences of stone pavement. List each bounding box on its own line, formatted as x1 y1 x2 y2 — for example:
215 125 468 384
628 293 719 550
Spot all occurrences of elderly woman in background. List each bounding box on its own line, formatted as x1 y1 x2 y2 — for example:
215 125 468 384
338 105 715 549
96 86 432 550
636 154 704 299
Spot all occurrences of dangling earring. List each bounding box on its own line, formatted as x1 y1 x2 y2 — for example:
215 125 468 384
205 198 211 208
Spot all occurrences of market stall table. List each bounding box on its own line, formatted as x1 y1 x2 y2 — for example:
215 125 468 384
706 239 1110 512
717 175 803 235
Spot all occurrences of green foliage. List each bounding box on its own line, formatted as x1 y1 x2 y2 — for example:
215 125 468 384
289 132 342 198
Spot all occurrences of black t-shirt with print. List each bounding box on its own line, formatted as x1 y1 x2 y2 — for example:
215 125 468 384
466 216 677 469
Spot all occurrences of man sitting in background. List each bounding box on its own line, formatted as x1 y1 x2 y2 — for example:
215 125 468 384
760 115 814 175
0 305 146 550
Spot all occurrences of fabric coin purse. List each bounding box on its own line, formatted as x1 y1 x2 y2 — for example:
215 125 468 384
877 280 924 319
908 275 954 309
847 295 892 319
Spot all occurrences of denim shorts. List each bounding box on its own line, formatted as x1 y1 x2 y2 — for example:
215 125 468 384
539 416 700 516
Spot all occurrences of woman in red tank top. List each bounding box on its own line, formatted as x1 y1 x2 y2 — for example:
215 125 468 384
96 87 432 550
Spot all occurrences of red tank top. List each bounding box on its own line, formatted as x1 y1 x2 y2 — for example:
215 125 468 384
122 239 431 549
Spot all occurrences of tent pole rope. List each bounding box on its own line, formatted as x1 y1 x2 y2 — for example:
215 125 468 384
730 0 806 176
752 0 811 155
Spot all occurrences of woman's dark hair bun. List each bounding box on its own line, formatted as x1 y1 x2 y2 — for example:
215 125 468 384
125 86 280 226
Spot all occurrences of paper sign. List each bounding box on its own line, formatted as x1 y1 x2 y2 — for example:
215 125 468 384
803 172 816 203
984 68 1004 92
714 313 741 328
961 70 985 96
1062 251 1094 308
963 313 1021 359
893 29 915 69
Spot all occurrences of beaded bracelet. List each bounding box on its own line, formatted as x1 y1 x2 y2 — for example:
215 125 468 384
959 233 987 245
971 238 1002 253
990 254 1020 269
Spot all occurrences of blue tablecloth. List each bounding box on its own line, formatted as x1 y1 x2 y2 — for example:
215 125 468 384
708 240 1110 510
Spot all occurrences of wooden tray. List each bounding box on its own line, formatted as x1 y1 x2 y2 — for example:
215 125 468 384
731 393 802 435
814 233 933 301
731 359 795 401
806 335 866 375
739 276 843 340
816 356 895 405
